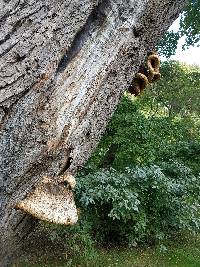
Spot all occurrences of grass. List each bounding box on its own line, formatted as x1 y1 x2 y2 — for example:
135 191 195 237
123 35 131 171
97 241 200 267
18 232 200 267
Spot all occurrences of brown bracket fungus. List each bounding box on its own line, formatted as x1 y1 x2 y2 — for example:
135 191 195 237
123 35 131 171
147 53 161 82
129 51 161 96
15 174 78 225
129 73 149 96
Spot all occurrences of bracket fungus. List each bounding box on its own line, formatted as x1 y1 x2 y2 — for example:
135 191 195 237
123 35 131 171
15 174 78 225
129 72 149 96
147 53 161 82
129 51 161 96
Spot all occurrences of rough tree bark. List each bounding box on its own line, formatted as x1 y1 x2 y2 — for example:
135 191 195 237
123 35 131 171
0 0 187 265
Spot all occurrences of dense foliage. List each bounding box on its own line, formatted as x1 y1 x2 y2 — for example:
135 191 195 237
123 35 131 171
180 0 200 48
76 162 200 246
158 0 200 57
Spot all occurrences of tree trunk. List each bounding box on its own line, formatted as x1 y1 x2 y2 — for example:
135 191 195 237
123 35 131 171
0 0 187 265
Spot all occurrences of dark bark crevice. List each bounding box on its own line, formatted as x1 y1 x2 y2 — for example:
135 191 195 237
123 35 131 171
0 41 19 58
56 0 110 74
58 147 73 175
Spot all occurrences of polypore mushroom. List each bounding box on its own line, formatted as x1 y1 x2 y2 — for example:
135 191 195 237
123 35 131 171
15 174 78 225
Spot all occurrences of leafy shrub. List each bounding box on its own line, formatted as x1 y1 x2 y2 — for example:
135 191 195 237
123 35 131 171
75 161 200 246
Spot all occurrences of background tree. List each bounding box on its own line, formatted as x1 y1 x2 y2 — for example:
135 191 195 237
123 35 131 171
140 61 200 116
157 0 200 57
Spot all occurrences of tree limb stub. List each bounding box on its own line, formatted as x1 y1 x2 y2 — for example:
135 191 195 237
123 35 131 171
0 0 187 265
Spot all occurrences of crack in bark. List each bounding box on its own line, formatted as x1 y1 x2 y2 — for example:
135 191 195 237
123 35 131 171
0 1 42 28
0 97 21 131
11 213 27 231
58 147 73 175
0 4 46 46
0 40 19 58
56 0 110 74
0 73 25 90
0 0 20 25
0 76 41 130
